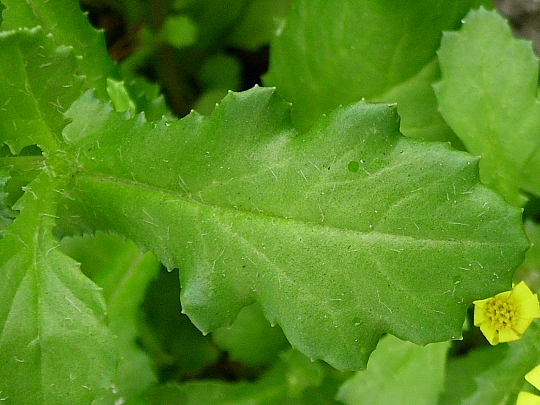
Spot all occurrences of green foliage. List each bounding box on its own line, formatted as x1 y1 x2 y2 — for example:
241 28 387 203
0 0 539 404
337 335 449 405
264 0 490 141
55 88 526 370
440 323 540 405
0 27 84 153
0 173 117 404
435 7 540 206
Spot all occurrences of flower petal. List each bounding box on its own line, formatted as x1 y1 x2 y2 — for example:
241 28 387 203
473 299 487 326
526 365 540 391
517 391 540 405
497 327 521 343
513 317 535 336
479 322 498 345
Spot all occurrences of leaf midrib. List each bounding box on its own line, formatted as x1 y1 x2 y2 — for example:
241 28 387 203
75 172 509 249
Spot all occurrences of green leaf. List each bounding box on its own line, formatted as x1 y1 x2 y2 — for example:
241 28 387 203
0 0 117 98
265 0 488 140
336 335 449 405
0 27 84 154
59 232 160 404
212 303 290 367
439 322 540 405
142 350 325 404
434 7 540 206
0 173 117 404
57 87 527 370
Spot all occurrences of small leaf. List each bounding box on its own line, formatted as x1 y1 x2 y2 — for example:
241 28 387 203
106 78 137 115
57 87 528 370
435 7 540 206
0 27 83 153
336 335 449 405
0 173 117 404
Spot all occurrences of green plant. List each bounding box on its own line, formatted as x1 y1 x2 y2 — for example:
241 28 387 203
1 0 540 404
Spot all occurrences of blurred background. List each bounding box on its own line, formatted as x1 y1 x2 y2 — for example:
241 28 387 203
79 0 540 121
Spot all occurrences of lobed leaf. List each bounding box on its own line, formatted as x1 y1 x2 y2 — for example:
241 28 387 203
56 87 528 370
0 173 117 404
0 0 117 99
0 27 84 154
264 0 489 141
435 7 540 206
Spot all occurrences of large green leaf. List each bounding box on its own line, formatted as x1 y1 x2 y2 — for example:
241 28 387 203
336 335 449 405
56 87 527 370
0 173 117 404
0 27 83 154
265 0 488 141
435 7 540 206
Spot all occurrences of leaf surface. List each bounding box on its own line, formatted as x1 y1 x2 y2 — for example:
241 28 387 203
336 335 449 405
0 28 83 153
264 0 488 141
0 173 117 404
57 87 528 370
1 0 117 98
435 7 540 206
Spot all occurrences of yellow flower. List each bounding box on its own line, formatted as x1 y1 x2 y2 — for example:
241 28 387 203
473 281 540 345
517 365 540 405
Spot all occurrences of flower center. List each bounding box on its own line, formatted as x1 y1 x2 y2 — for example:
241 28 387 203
485 297 517 330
